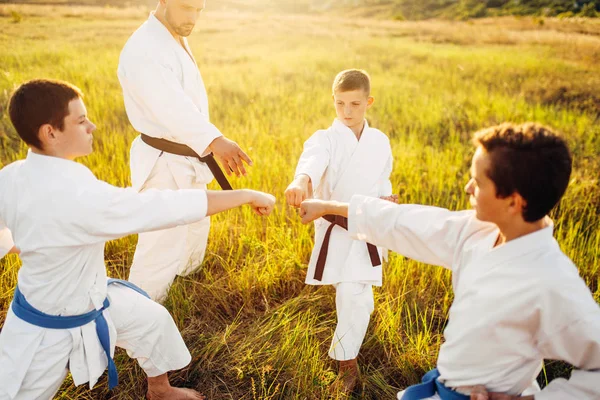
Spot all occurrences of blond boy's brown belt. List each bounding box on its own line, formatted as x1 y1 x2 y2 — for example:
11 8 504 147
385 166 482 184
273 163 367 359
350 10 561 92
313 214 381 281
140 133 232 190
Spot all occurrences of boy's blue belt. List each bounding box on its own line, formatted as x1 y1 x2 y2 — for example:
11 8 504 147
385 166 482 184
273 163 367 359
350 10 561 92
400 369 469 400
10 278 150 390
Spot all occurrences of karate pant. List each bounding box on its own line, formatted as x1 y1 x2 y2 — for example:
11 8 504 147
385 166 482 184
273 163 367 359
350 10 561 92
328 282 374 361
396 391 441 399
129 154 210 302
0 283 191 400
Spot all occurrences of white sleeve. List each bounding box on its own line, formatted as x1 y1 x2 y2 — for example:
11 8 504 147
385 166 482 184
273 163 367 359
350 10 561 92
294 131 330 187
377 152 393 197
118 51 222 157
348 195 476 270
0 217 14 258
74 180 208 243
535 280 600 400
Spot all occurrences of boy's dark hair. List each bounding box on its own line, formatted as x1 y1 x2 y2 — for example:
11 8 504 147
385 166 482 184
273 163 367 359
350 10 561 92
8 79 83 150
473 122 572 222
332 69 371 95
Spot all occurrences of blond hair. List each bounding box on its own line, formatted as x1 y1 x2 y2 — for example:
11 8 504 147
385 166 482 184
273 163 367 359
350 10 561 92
332 69 371 95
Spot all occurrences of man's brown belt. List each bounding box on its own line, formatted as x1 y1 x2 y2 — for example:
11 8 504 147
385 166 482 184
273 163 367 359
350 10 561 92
140 134 232 190
313 214 381 281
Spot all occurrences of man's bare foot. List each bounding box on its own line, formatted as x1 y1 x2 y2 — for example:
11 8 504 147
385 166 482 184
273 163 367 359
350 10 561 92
146 373 205 400
331 358 360 395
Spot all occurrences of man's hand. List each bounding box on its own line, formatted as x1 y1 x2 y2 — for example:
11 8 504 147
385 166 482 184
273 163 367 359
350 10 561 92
299 199 330 224
248 191 276 216
285 175 311 208
8 246 20 255
209 136 253 177
380 194 399 203
470 386 534 400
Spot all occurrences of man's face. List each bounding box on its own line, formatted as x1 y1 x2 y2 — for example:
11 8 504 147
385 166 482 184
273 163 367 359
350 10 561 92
54 98 96 160
333 89 374 131
464 146 513 224
164 0 205 37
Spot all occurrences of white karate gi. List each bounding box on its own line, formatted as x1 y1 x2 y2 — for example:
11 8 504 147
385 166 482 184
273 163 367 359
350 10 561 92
0 152 209 400
118 13 222 301
294 119 393 360
346 195 600 400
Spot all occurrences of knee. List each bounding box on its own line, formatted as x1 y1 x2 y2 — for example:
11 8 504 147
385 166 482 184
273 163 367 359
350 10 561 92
148 302 178 331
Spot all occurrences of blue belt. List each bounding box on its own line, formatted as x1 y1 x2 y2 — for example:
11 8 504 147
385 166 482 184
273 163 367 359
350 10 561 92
10 278 150 390
401 369 469 400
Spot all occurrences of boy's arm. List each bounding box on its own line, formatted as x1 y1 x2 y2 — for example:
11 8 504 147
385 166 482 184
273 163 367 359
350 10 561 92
377 153 393 198
300 195 476 270
77 181 275 243
533 285 600 400
286 131 330 207
0 217 15 258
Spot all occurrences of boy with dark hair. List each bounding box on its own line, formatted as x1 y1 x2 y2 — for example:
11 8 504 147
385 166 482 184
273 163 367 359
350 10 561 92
0 79 275 400
300 123 600 400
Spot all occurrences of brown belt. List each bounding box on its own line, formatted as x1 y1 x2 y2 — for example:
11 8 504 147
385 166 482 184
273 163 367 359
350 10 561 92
313 214 381 281
140 134 232 190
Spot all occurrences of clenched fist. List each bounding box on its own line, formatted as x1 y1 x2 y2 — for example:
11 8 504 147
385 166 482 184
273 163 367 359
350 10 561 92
248 191 277 216
285 174 312 208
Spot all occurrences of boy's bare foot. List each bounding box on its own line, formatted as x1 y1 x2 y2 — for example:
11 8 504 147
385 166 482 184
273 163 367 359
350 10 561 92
331 358 360 394
146 373 205 400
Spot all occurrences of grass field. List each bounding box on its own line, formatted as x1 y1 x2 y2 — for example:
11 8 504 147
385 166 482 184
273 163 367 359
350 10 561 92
0 3 599 399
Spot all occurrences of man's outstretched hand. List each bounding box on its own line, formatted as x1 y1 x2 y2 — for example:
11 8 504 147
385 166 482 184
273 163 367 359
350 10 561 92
209 136 253 177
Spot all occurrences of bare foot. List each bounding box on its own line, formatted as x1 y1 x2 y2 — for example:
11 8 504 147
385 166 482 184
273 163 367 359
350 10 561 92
147 386 205 400
146 373 205 400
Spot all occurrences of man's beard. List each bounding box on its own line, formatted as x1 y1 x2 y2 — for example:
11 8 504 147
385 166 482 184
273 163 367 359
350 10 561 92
174 24 194 37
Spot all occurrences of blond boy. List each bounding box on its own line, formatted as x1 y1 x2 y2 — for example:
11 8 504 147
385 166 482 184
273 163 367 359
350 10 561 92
285 69 395 392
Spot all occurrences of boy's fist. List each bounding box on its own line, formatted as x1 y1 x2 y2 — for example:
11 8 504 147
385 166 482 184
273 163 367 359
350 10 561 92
249 191 276 216
299 199 328 224
285 175 312 208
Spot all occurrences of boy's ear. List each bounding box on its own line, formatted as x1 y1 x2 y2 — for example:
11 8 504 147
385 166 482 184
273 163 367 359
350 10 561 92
367 96 374 107
508 192 526 218
37 124 56 147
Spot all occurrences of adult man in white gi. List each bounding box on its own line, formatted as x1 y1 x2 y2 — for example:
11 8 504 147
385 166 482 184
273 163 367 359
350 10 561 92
285 69 394 392
299 123 600 399
0 79 275 400
117 0 252 302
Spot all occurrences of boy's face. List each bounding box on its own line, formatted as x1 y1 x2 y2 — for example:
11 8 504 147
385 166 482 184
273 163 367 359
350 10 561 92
465 146 519 224
333 89 374 131
51 98 96 160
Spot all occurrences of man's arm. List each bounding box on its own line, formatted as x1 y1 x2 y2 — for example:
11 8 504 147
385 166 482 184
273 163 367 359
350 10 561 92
118 52 251 177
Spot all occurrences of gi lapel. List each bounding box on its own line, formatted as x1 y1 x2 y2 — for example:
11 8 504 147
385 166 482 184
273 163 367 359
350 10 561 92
330 119 388 201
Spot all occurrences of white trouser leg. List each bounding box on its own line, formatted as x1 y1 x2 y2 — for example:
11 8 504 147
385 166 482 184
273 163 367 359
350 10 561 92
107 283 191 377
128 155 210 302
0 321 71 400
328 282 374 361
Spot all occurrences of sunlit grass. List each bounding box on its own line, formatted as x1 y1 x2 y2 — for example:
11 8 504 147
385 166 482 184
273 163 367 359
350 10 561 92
0 4 599 399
